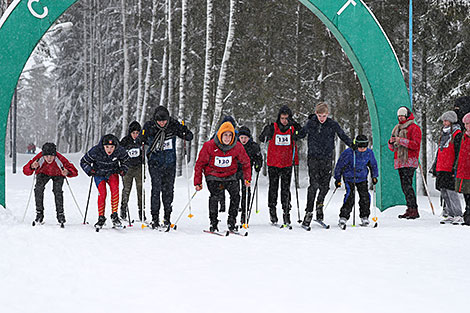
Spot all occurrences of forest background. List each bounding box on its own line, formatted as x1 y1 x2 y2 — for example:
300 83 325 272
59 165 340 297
1 0 469 179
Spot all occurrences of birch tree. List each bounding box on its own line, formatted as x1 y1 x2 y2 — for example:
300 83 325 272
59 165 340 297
197 0 215 153
120 0 130 138
135 0 144 121
167 0 175 116
209 0 237 136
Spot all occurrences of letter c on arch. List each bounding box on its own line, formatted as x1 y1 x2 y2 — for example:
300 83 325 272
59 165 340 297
28 0 49 19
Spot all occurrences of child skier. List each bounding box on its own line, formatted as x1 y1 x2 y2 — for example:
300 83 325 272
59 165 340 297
194 122 251 232
456 113 470 226
334 135 378 228
23 142 78 226
80 134 129 230
431 111 463 224
237 126 263 225
259 105 301 227
120 121 145 222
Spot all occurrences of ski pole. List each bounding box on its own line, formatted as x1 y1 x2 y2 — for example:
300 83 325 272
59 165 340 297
171 190 198 230
294 164 301 224
22 174 36 222
247 170 260 224
418 161 435 215
182 124 193 218
83 176 93 224
372 184 378 228
126 203 133 227
242 185 251 229
256 180 259 214
64 177 84 218
141 142 146 222
352 150 356 227
323 187 338 212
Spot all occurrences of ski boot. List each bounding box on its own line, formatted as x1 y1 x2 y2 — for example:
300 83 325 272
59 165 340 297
120 208 127 221
398 208 412 219
94 215 106 231
32 212 44 226
111 212 123 228
360 217 370 227
210 220 219 232
406 208 420 219
281 210 292 229
150 215 160 229
302 212 313 230
269 207 278 225
57 213 66 228
338 217 347 230
316 202 324 221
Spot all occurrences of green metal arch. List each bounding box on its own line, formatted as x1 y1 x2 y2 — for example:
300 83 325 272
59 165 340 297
0 0 411 211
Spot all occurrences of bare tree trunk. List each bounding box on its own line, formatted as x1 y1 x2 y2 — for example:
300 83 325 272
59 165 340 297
167 0 175 116
159 0 169 110
197 0 215 153
421 48 428 192
176 0 189 177
139 0 159 124
294 2 301 110
209 0 237 136
81 6 89 152
121 0 130 138
135 0 144 121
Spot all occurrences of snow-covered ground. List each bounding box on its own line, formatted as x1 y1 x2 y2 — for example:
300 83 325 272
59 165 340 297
1 153 468 313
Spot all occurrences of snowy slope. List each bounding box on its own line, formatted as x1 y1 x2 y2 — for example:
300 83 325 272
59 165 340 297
0 153 469 313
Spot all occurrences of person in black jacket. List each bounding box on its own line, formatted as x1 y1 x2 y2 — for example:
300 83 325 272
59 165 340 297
296 103 353 227
237 126 263 225
80 134 129 229
259 105 302 226
141 106 193 228
120 121 145 221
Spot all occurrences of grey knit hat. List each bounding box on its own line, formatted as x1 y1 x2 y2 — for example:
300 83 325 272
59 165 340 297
439 110 458 123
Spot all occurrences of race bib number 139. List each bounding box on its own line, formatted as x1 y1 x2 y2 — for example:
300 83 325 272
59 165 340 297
214 156 232 168
275 134 291 146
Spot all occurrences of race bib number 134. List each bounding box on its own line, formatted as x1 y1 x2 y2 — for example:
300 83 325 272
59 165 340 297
275 134 291 146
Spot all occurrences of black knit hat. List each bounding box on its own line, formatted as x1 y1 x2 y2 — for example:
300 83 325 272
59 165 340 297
238 126 251 138
102 134 119 147
355 135 369 148
42 142 56 156
154 106 170 121
128 120 141 133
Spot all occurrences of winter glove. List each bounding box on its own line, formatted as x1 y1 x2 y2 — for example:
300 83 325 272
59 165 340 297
89 169 96 177
119 170 127 177
372 177 378 185
335 180 342 188
254 160 262 172
195 184 203 191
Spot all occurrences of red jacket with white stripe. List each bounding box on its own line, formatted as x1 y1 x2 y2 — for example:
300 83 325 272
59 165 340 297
23 152 78 178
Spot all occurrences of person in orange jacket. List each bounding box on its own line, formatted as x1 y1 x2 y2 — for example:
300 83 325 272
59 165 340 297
194 122 251 232
23 142 78 225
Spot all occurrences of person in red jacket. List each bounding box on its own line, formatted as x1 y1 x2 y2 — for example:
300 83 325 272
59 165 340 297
23 142 78 225
456 113 470 226
431 111 463 224
194 122 251 232
388 106 422 219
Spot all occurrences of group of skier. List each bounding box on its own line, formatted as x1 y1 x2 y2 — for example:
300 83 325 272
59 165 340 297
22 97 470 231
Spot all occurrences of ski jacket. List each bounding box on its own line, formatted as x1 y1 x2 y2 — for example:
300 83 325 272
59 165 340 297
265 122 299 168
456 133 470 193
194 139 251 186
388 113 422 169
237 138 263 179
23 152 78 178
141 117 193 168
436 126 462 173
80 137 129 179
120 133 143 168
297 115 353 159
334 148 378 183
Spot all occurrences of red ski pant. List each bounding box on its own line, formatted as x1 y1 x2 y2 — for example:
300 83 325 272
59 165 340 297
95 174 119 216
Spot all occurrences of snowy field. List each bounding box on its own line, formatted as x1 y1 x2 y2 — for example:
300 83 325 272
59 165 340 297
1 153 469 313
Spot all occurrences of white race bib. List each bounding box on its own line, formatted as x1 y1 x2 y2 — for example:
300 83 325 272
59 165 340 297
163 139 173 150
128 148 141 158
275 134 291 146
214 156 232 168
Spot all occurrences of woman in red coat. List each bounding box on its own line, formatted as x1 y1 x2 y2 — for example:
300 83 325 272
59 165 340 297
194 122 251 232
23 142 78 225
388 106 422 219
456 113 470 225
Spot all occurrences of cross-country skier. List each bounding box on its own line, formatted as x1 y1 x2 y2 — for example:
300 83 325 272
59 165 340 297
456 113 470 226
80 134 129 229
23 142 78 225
194 122 251 232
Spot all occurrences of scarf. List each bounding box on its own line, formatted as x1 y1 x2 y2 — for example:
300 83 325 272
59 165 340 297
391 119 414 163
439 124 461 150
149 122 168 153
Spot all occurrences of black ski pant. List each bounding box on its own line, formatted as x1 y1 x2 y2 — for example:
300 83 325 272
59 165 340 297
339 181 370 220
207 180 239 226
306 157 332 213
120 164 143 218
34 173 65 218
148 163 176 222
398 167 418 209
268 166 292 221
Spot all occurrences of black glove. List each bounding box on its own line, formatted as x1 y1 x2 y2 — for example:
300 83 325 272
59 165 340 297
372 177 378 185
335 180 342 188
351 142 358 150
254 160 262 172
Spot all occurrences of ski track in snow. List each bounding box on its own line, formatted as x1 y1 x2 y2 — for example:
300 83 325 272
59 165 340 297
1 153 469 313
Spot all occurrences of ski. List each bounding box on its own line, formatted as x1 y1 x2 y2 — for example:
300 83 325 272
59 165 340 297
313 220 330 229
203 230 230 236
338 223 347 230
271 222 279 227
32 220 44 226
95 225 102 232
301 225 311 231
112 225 126 230
229 230 248 237
280 224 293 230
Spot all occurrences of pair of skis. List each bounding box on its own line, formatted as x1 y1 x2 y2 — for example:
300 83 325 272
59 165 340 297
32 220 65 228
203 229 248 237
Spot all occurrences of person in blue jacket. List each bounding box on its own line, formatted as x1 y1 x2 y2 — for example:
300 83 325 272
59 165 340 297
141 106 193 229
334 134 378 227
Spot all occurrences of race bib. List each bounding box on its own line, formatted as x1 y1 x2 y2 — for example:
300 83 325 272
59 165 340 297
275 134 291 146
128 148 141 158
214 156 232 168
163 139 173 150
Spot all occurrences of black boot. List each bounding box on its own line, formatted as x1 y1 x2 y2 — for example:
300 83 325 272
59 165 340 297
302 212 313 227
111 212 122 227
151 215 160 229
57 213 66 224
316 202 324 221
94 215 106 227
283 210 291 225
120 207 127 220
210 220 219 232
269 207 278 224
35 212 44 224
